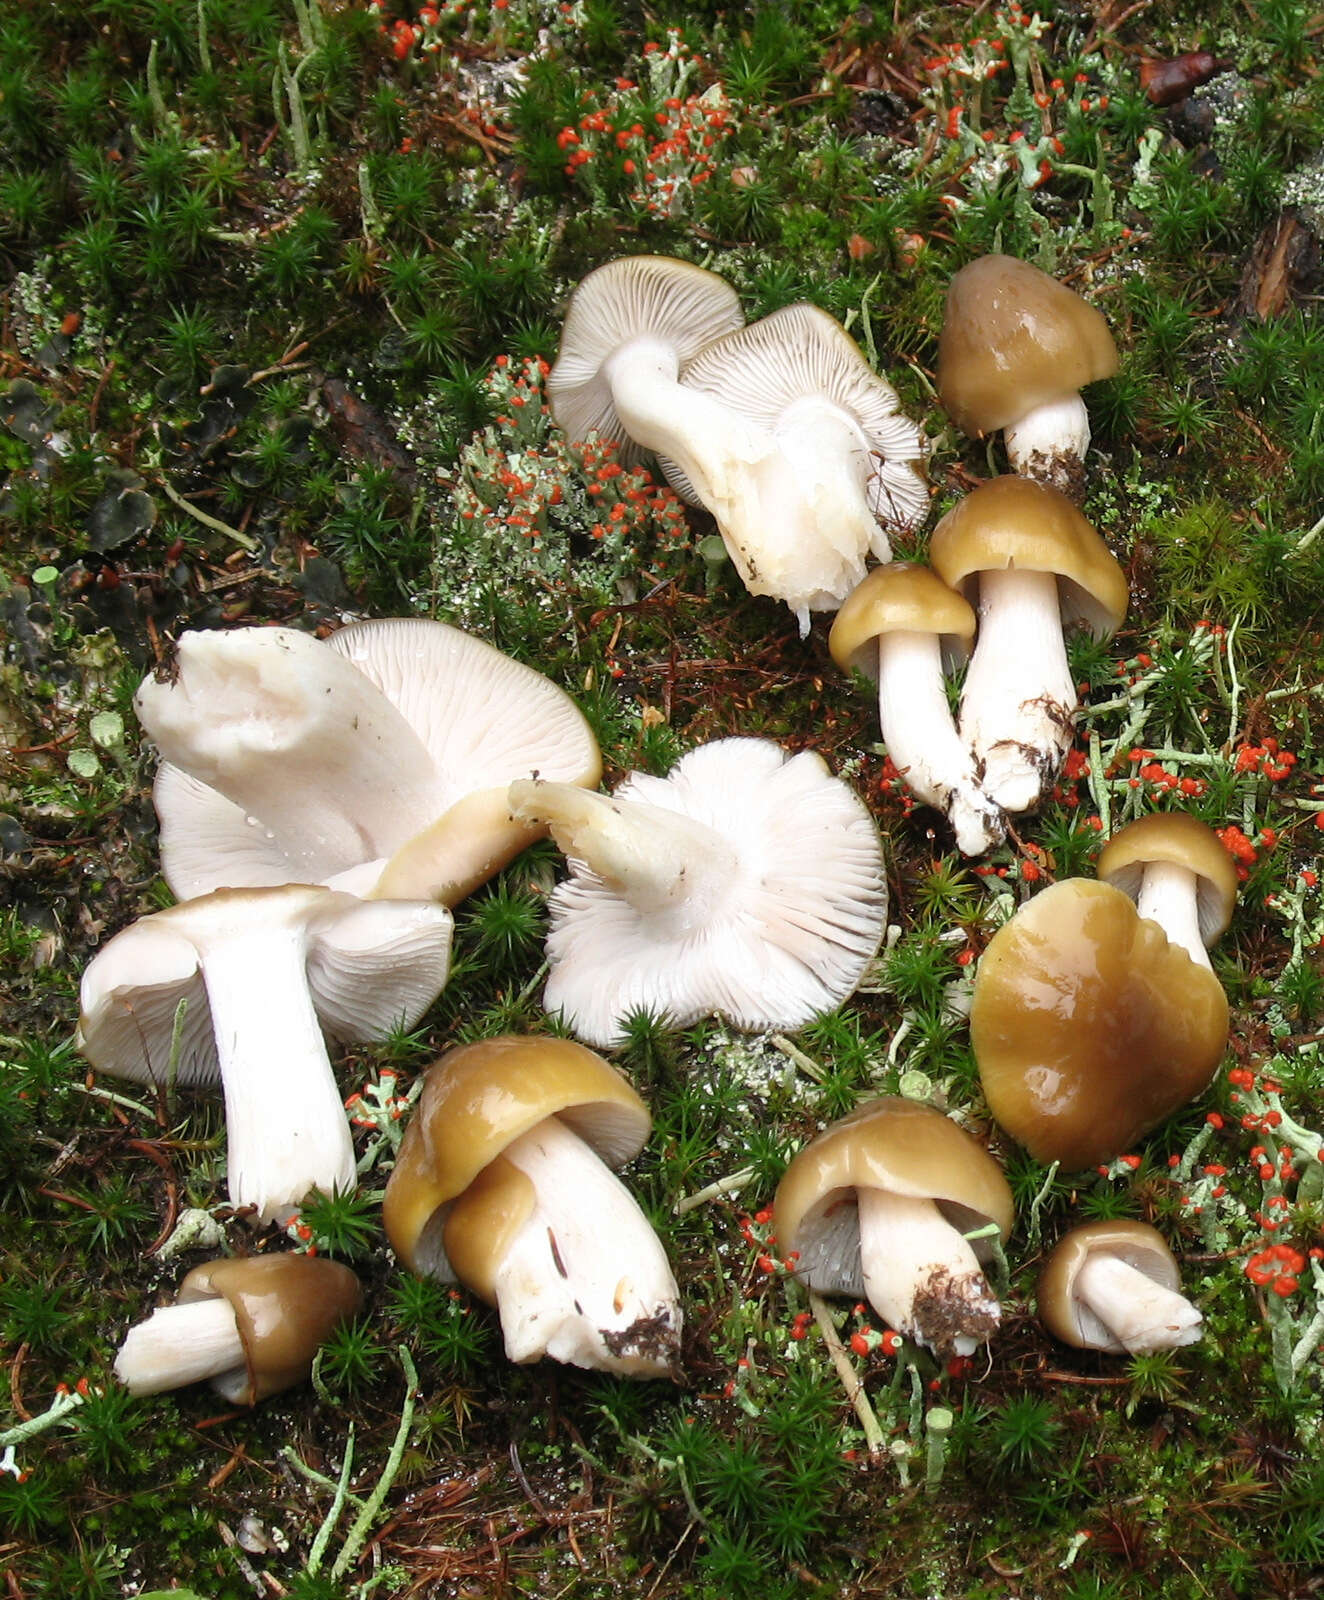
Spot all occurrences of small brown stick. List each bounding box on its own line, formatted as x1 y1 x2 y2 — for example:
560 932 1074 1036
207 1444 248 1490
9 1343 31 1422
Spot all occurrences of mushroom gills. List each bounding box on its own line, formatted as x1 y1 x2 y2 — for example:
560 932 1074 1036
858 1188 1000 1358
114 1296 247 1396
1134 860 1211 970
1072 1253 1203 1353
875 630 1004 856
960 566 1076 814
455 1115 681 1377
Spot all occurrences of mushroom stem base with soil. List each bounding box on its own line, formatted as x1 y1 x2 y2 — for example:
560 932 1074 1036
857 1189 1000 1358
1073 1253 1203 1353
960 567 1076 815
1003 394 1091 497
114 1298 246 1396
469 1116 680 1377
1135 861 1211 971
875 631 1004 856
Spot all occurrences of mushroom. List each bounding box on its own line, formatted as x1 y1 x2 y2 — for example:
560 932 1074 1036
774 1097 1014 1358
114 1254 363 1400
1097 812 1237 971
828 562 1004 856
937 254 1118 497
970 879 1228 1170
662 303 929 624
77 884 453 1222
137 619 601 906
382 1036 680 1377
1038 1222 1202 1354
506 737 887 1047
929 475 1127 815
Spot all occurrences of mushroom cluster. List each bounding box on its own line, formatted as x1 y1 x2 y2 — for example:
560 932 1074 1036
548 255 928 634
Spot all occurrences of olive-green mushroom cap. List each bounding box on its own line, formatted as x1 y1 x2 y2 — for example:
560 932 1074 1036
1037 1220 1181 1350
382 1035 650 1278
971 879 1228 1170
928 475 1127 640
1097 812 1238 947
828 562 976 682
937 254 1118 438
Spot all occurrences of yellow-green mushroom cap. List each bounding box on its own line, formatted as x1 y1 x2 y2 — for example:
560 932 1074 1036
828 562 977 682
1097 812 1238 947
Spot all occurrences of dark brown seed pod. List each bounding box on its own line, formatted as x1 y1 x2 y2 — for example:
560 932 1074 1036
1140 52 1220 107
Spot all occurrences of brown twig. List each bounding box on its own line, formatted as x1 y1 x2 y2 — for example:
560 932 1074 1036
9 1343 31 1422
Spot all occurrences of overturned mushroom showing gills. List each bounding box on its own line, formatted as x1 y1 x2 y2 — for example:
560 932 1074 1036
971 879 1228 1170
508 738 887 1047
929 476 1127 815
383 1036 679 1377
1038 1221 1202 1354
1097 812 1238 971
775 1097 1014 1359
114 1254 363 1401
938 253 1118 497
662 303 928 624
138 620 600 905
829 562 1003 856
77 884 453 1222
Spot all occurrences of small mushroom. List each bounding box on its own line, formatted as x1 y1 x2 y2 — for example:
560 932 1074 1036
937 254 1118 496
1097 812 1237 971
77 885 453 1222
382 1036 680 1377
1038 1222 1202 1354
970 879 1228 1169
114 1254 363 1401
929 476 1127 815
663 303 928 627
507 738 887 1047
138 620 600 905
774 1097 1014 1358
829 562 1004 855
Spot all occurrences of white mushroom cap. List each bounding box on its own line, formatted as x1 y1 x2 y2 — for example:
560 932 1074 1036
547 255 745 465
508 738 887 1046
77 884 453 1222
141 620 600 905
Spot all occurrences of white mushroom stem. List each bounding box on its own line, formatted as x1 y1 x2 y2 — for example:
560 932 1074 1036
509 780 738 932
1004 394 1091 487
491 1118 681 1376
857 1189 1001 1357
114 1298 245 1395
200 923 356 1224
959 567 1076 815
1134 861 1211 970
135 630 443 880
875 631 1005 857
1073 1254 1203 1353
605 342 876 634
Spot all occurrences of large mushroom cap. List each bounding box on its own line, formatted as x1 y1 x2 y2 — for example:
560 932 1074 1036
547 255 744 459
1098 812 1238 947
513 738 887 1047
928 475 1127 639
775 1096 1014 1292
938 254 1119 438
828 562 976 681
666 302 929 531
147 619 600 905
971 879 1228 1170
178 1254 364 1403
382 1035 651 1277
